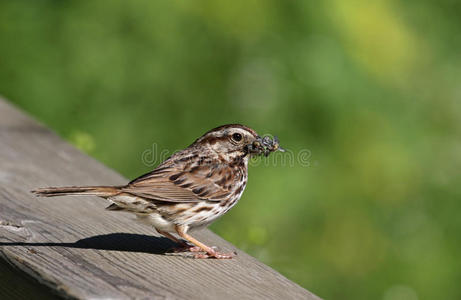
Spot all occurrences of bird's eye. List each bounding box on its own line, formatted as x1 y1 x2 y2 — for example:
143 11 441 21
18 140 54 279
232 132 243 142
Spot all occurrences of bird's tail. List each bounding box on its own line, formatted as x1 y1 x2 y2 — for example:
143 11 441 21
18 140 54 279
31 186 122 198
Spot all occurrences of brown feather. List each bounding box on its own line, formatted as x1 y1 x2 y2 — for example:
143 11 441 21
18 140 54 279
122 147 247 204
32 186 121 198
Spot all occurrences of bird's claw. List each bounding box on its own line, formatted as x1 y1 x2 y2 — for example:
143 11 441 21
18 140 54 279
168 243 202 253
193 250 236 259
170 244 235 259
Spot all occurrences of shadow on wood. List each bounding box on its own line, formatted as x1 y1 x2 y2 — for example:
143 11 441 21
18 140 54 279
0 233 176 254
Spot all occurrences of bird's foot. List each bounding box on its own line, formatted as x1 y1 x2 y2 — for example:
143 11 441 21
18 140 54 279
169 243 204 253
193 248 236 259
167 239 235 259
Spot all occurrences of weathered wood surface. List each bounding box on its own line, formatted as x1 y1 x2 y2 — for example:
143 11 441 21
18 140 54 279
0 99 320 300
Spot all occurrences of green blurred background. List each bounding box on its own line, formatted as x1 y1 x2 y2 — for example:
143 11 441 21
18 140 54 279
1 1 460 299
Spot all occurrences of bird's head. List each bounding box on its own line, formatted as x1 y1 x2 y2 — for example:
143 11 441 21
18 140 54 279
193 124 263 162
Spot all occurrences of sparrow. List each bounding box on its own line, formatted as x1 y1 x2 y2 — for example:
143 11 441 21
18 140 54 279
33 124 283 259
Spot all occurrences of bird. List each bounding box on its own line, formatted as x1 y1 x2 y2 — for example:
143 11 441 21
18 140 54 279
32 124 282 259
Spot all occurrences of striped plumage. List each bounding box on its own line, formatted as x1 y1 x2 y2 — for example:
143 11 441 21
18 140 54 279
33 124 262 259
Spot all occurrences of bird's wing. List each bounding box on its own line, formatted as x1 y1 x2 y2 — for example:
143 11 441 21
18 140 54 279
122 161 240 203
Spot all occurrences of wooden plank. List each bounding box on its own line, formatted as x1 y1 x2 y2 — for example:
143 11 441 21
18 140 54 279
0 257 61 299
0 98 320 300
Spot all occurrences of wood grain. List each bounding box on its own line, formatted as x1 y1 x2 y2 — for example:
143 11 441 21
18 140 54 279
0 99 320 300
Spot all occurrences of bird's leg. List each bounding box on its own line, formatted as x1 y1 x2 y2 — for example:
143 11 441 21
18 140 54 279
156 229 182 243
156 229 202 252
175 225 236 259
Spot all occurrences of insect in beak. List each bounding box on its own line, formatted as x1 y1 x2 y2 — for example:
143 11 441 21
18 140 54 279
246 135 285 157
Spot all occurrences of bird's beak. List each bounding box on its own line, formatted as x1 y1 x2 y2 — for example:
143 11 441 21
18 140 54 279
245 136 265 155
